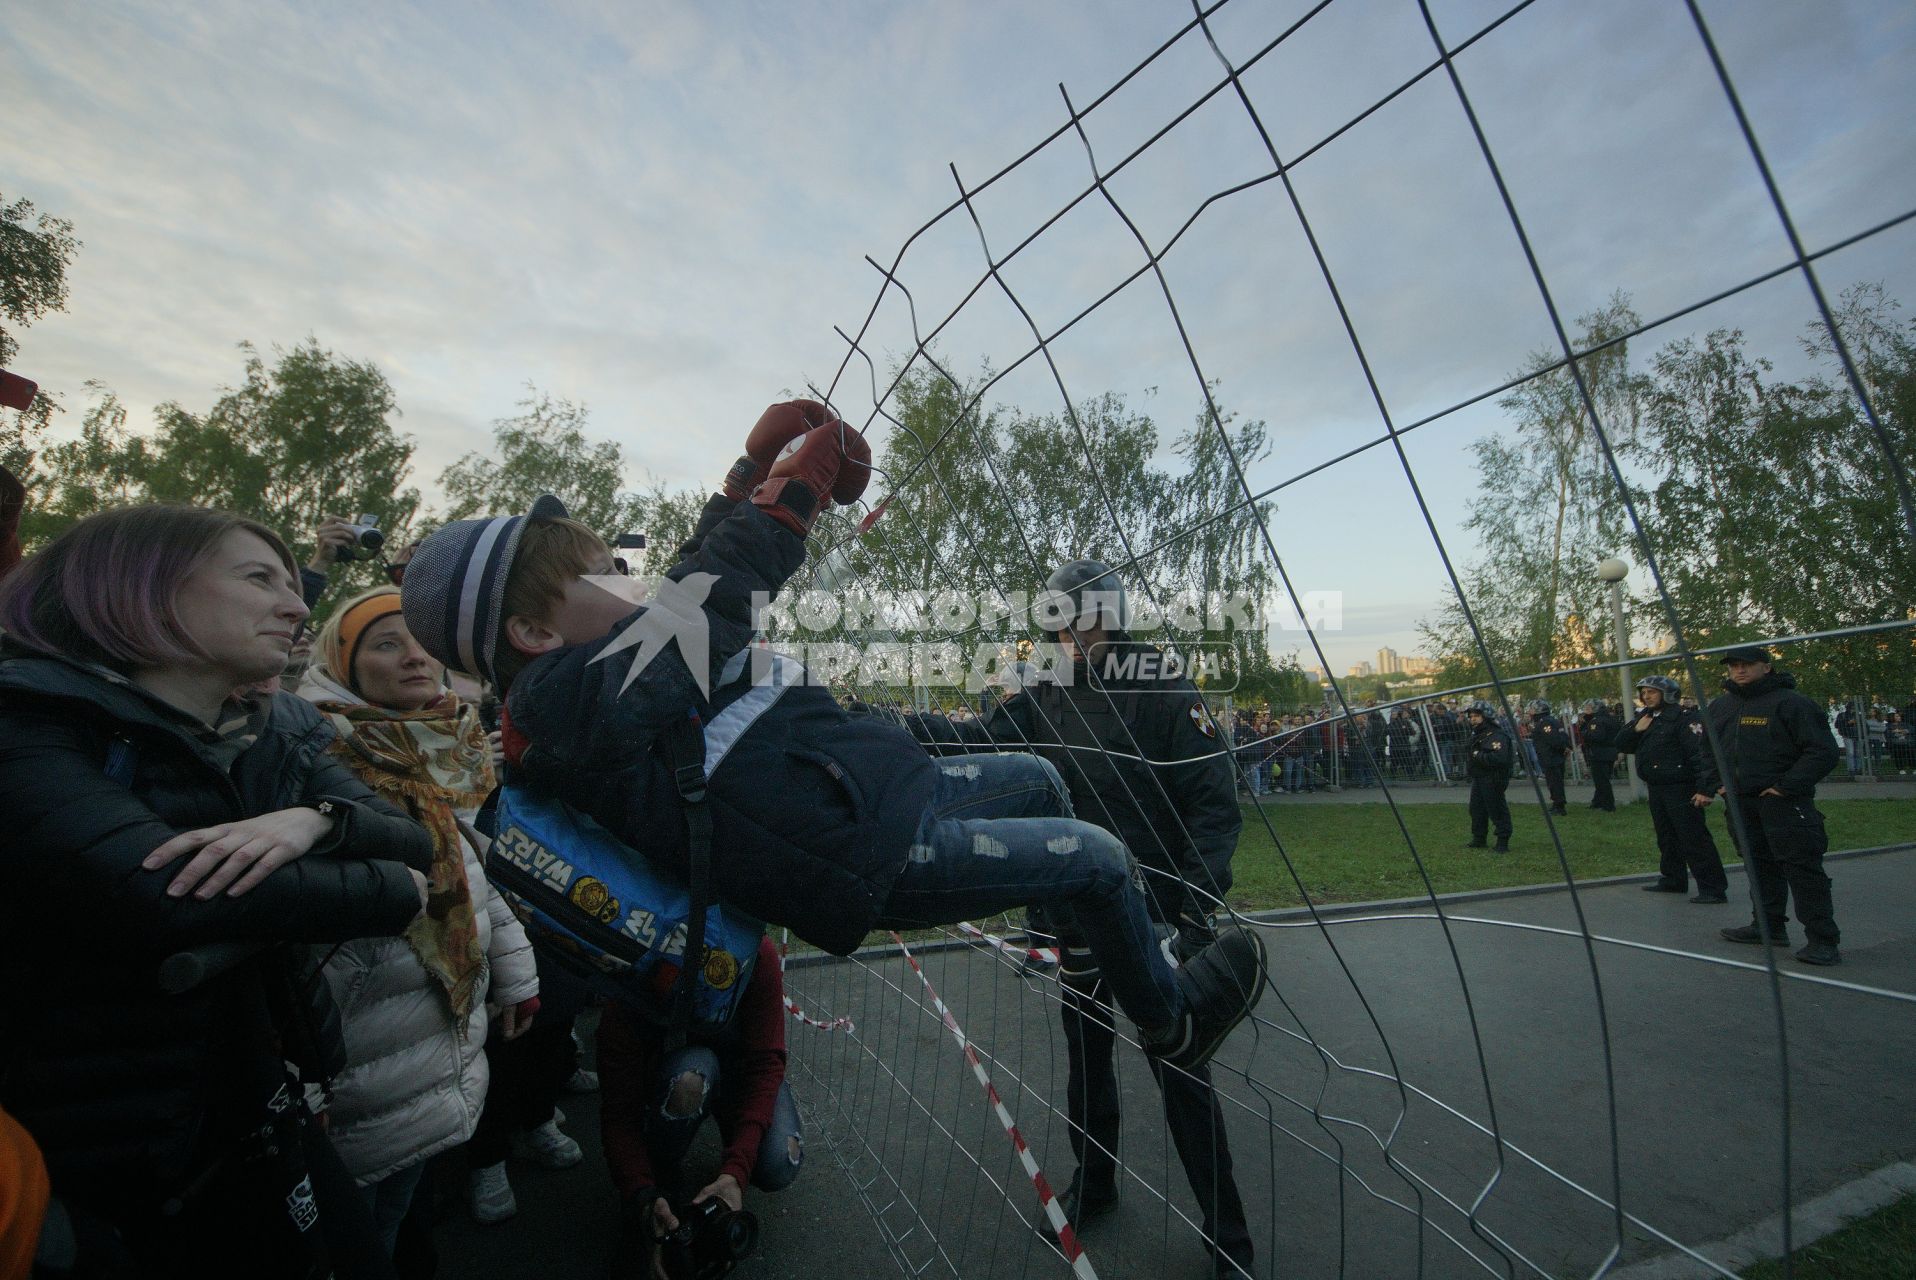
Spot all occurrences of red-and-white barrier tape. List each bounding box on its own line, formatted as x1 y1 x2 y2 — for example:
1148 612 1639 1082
777 936 855 1033
782 994 855 1033
890 931 1098 1280
958 921 1060 967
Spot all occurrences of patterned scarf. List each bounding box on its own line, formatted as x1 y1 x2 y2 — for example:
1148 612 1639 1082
308 677 496 1023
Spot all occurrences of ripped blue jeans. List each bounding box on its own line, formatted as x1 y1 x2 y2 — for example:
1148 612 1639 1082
650 1045 803 1198
874 752 1183 1033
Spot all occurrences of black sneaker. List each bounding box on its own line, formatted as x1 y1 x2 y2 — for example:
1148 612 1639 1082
1465 839 1488 849
1794 941 1842 966
1037 1171 1118 1241
1689 892 1728 904
1492 838 1509 853
1721 924 1789 946
1148 927 1267 1073
1641 882 1688 894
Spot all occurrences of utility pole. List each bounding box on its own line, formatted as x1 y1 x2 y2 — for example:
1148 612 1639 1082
1597 557 1644 802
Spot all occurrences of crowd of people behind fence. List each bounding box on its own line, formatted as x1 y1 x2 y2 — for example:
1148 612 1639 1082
0 408 1904 1280
1221 691 1916 796
0 399 1290 1280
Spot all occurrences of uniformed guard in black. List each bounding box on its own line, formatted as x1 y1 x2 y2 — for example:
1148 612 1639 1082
1463 701 1514 851
1578 701 1622 811
1695 647 1844 965
912 558 1253 1274
1614 676 1728 902
1526 699 1571 814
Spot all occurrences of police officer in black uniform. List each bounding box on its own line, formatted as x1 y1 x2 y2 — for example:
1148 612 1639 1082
1526 699 1571 815
1615 675 1728 902
1463 700 1514 852
1579 700 1622 811
1696 646 1843 965
910 559 1252 1274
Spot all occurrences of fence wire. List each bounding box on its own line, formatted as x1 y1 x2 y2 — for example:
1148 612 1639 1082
761 2 1916 1277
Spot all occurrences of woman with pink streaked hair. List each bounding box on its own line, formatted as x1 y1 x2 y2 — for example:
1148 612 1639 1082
0 504 435 1280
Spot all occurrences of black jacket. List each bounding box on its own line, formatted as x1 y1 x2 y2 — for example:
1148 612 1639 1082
0 647 430 1210
506 500 937 957
1613 703 1706 786
1465 718 1514 779
1529 713 1571 761
1696 670 1840 798
1580 710 1622 763
909 641 1239 921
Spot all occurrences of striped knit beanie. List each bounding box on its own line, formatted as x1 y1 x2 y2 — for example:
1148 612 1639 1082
399 494 569 686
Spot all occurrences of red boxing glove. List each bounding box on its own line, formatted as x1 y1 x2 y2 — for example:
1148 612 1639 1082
724 399 833 500
0 371 36 412
832 422 872 505
751 424 846 536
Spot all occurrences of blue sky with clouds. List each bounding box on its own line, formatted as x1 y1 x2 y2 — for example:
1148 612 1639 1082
6 0 1913 673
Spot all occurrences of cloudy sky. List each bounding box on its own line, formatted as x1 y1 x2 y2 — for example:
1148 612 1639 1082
6 0 1913 674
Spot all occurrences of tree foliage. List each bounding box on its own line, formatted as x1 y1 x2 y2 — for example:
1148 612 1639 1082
0 195 79 370
436 388 699 576
1422 295 1645 701
1426 285 1916 703
1631 285 1915 697
1 193 82 485
804 363 1284 698
18 341 421 602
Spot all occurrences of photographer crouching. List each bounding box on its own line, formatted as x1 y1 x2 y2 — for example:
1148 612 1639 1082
599 936 801 1280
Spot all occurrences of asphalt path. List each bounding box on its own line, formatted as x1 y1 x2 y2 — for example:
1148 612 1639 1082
433 847 1916 1279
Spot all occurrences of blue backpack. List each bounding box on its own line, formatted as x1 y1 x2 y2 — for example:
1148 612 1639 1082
481 709 765 1039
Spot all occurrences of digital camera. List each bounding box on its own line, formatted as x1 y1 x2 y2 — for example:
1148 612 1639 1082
657 1199 758 1280
340 513 385 561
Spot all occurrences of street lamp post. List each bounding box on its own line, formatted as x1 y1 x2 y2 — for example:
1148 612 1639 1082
1596 557 1644 802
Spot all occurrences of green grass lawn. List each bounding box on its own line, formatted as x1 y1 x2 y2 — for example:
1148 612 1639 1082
1740 1192 1916 1279
1226 795 1916 911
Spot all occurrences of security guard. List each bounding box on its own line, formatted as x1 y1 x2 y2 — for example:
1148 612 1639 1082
1578 700 1622 811
1463 700 1513 852
1615 675 1728 902
1696 646 1843 965
1527 699 1571 815
913 559 1252 1275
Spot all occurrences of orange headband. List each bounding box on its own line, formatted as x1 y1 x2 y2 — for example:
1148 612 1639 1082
333 592 405 684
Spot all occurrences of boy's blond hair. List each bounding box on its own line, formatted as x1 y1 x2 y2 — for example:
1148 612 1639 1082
492 515 610 687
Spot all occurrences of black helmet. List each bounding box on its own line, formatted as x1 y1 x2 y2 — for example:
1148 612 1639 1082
1527 698 1551 716
1636 674 1681 698
1035 558 1127 634
1465 699 1499 719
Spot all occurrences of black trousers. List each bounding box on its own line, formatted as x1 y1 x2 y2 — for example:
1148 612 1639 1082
1540 758 1567 809
1061 968 1253 1275
85 1119 394 1280
1646 782 1726 892
1729 793 1839 944
1468 773 1512 840
1588 758 1616 810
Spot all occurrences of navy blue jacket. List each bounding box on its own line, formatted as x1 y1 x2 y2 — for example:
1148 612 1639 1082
505 501 936 956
